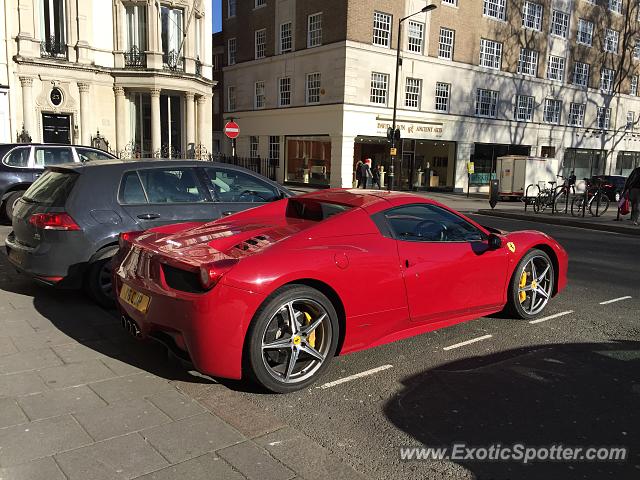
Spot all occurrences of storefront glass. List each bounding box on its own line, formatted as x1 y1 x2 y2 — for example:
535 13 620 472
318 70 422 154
617 151 640 176
285 136 332 186
470 143 531 185
562 148 606 180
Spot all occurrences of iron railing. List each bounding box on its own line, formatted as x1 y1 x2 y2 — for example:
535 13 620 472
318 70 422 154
195 57 202 76
40 36 67 59
212 154 277 181
162 50 184 72
124 46 147 68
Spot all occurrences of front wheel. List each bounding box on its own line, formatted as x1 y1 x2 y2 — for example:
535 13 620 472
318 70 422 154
246 285 339 393
589 194 609 216
571 196 585 217
505 249 555 320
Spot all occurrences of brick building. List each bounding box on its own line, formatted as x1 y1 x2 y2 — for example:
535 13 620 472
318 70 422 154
218 0 640 191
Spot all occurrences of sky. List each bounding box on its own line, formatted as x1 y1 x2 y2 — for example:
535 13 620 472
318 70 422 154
212 0 222 32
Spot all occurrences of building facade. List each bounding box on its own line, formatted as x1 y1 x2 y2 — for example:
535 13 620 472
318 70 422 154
1 0 213 157
219 0 640 191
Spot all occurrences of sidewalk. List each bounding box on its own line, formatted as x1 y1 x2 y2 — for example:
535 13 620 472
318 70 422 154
0 232 368 480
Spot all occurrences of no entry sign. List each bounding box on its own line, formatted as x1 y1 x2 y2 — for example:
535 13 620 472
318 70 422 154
224 121 240 139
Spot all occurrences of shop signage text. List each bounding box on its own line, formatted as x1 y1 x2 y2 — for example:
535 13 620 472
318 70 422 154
376 121 444 138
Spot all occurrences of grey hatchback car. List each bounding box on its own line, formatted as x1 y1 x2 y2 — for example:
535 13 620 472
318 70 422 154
5 159 291 306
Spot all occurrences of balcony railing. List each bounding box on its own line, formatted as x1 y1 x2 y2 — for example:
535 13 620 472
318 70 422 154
124 46 147 69
162 50 184 72
40 36 67 59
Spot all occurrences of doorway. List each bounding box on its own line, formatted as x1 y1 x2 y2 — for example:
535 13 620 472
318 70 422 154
42 113 71 144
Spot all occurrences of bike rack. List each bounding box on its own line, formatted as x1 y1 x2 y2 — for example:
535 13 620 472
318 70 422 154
523 184 540 212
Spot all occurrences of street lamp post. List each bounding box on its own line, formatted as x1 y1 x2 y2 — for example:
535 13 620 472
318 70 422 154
389 4 437 191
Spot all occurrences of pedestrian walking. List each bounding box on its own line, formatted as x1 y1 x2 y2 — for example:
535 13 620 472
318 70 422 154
360 158 373 189
355 160 363 188
623 166 640 225
372 164 381 189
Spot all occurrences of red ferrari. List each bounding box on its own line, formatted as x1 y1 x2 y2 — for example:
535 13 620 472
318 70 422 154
114 190 567 393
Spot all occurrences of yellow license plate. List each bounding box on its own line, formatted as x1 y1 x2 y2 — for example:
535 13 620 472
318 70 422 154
119 284 151 313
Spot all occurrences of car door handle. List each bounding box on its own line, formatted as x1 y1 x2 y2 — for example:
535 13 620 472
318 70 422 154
222 211 234 216
34 173 42 178
137 213 160 220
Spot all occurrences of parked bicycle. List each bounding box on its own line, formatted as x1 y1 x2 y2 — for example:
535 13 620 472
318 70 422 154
552 174 576 214
571 177 610 217
533 175 576 214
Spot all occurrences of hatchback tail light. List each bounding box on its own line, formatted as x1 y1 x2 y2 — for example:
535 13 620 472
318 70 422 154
29 213 80 231
199 258 239 290
118 231 145 249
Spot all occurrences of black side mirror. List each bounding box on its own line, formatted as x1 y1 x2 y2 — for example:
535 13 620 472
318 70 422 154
487 233 502 250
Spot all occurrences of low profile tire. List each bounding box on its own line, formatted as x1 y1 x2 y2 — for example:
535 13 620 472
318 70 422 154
86 257 115 308
505 249 554 320
3 191 24 222
246 285 339 393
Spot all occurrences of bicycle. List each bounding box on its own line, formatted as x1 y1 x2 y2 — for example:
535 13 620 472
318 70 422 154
571 178 610 217
533 180 557 213
552 175 576 214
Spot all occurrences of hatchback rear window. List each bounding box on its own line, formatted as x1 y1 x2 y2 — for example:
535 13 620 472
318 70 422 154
22 171 78 206
286 199 352 221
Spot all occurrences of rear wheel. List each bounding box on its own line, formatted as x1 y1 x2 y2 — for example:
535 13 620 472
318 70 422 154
86 257 115 308
246 285 339 393
3 191 24 222
571 196 585 216
589 194 609 216
505 249 554 320
554 192 570 214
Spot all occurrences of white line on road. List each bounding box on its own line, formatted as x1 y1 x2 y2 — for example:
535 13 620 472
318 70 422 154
317 364 393 389
442 334 493 351
528 310 574 325
599 296 632 305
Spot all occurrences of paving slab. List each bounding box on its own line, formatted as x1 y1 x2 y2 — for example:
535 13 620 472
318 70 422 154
0 336 17 356
89 373 173 403
0 397 28 428
100 356 145 376
142 412 244 464
0 348 62 375
135 452 245 480
0 456 66 480
0 371 50 398
0 319 36 338
146 388 206 421
55 432 168 480
0 414 93 466
37 359 117 389
10 329 76 352
73 397 171 441
218 440 295 480
51 340 121 364
17 385 107 421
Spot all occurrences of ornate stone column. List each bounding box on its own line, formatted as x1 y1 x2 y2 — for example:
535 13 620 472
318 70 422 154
197 95 207 147
185 92 196 153
78 83 91 145
19 77 35 140
150 88 162 155
113 86 126 153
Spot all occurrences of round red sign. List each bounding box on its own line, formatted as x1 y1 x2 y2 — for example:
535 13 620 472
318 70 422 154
224 121 240 139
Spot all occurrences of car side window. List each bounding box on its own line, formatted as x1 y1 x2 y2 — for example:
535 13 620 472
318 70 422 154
119 171 148 204
383 204 485 242
75 148 113 162
3 147 31 167
34 148 73 167
204 167 280 203
137 168 207 204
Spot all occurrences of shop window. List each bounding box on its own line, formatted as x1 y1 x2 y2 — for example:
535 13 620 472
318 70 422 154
285 137 331 186
540 146 556 158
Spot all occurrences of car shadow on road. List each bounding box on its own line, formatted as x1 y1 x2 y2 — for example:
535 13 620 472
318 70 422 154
384 341 640 480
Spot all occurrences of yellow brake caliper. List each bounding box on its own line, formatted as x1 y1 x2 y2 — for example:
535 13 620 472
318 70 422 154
304 312 316 348
519 271 528 303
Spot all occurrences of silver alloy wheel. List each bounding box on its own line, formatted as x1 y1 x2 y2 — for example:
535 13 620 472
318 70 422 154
518 255 553 315
261 298 332 384
99 261 113 297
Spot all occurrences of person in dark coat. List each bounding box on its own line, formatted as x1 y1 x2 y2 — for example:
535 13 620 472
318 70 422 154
372 164 381 189
355 160 363 188
360 158 373 188
623 166 640 225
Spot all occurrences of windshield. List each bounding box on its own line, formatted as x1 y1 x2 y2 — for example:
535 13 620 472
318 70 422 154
22 170 78 206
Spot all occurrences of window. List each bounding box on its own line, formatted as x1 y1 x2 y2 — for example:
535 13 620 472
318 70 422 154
517 48 538 76
600 68 615 93
280 22 292 53
255 29 266 59
308 12 322 48
250 137 259 158
514 95 535 121
577 19 593 46
383 204 484 242
161 6 183 69
227 38 236 65
480 38 502 69
269 136 280 165
573 62 590 87
227 0 236 18
279 77 291 107
3 147 30 167
626 111 635 130
483 0 507 20
227 86 236 111
568 103 585 127
550 10 569 38
205 167 280 203
475 89 499 118
408 21 424 54
522 2 543 31
370 72 389 105
34 147 73 167
119 172 147 204
41 0 66 58
597 107 611 129
442 0 458 5
125 5 147 52
137 169 206 204
75 148 113 162
306 72 321 104
405 78 422 108
609 0 622 13
547 55 565 82
543 98 562 124
604 29 619 54
255 0 266 7
373 12 392 47
438 28 454 60
254 81 265 109
632 75 639 96
435 82 450 112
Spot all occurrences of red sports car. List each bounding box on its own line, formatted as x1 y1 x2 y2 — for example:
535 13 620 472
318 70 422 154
114 190 568 393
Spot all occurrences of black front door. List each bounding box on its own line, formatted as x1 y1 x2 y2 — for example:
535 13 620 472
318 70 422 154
42 113 71 144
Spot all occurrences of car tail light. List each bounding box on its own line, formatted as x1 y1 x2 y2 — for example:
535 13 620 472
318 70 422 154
29 213 80 231
199 258 239 290
603 183 613 188
118 231 145 249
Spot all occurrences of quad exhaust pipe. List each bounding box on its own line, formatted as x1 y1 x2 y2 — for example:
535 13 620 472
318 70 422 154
121 316 142 338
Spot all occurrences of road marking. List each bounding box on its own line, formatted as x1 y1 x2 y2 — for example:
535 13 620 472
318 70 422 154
443 334 493 351
317 364 393 389
529 310 574 324
599 296 632 305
